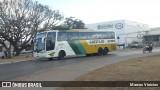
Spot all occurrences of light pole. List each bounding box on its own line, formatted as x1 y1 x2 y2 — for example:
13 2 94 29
117 36 120 48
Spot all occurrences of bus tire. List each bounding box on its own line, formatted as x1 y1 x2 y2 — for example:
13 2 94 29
48 58 53 60
86 54 91 56
103 47 109 55
58 50 65 60
97 48 103 56
2 56 4 59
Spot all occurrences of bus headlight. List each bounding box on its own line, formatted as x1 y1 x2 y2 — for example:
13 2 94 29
48 52 55 56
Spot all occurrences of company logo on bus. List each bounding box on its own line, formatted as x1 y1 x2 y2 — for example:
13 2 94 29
115 23 123 29
89 40 104 44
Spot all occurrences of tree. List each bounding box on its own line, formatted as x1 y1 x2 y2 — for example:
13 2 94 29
0 0 63 56
51 17 86 30
52 17 85 30
64 17 85 29
51 25 69 30
73 19 85 29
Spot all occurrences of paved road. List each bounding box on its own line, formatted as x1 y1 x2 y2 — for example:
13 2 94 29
0 49 160 81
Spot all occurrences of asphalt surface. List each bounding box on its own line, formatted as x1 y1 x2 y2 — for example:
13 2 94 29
0 49 160 81
0 54 116 81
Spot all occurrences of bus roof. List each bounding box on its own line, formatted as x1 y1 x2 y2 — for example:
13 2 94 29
38 29 115 33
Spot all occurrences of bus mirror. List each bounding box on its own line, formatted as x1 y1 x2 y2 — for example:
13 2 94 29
42 37 46 43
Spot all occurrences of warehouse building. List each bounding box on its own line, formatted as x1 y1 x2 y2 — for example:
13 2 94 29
86 20 150 47
143 27 160 46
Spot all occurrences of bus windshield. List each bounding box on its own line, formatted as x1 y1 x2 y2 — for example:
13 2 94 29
34 32 46 52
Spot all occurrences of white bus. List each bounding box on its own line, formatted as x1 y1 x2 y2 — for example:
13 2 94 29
33 29 116 60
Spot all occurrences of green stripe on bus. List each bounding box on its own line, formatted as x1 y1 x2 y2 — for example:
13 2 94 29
76 41 86 54
68 40 86 55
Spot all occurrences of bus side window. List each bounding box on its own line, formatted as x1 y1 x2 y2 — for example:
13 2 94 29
46 32 56 51
103 32 107 39
46 39 53 50
68 33 72 40
68 32 79 40
58 32 68 41
79 32 87 39
97 32 104 39
110 32 115 39
104 32 110 39
99 32 105 39
93 32 98 39
104 32 115 39
107 32 114 39
88 32 95 39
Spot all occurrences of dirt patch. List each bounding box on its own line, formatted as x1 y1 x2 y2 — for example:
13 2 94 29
57 54 160 90
0 53 34 63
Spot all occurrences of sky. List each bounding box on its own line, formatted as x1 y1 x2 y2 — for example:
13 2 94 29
35 0 160 28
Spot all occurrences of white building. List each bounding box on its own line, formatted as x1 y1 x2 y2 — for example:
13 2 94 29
86 20 150 47
143 27 160 46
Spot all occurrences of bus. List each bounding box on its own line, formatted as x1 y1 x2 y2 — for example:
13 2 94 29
33 29 116 60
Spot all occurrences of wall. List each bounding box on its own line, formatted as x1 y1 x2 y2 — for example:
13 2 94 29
86 20 125 35
145 27 160 35
125 32 143 45
86 20 126 45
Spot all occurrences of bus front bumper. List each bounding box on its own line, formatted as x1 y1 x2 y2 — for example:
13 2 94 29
33 52 56 59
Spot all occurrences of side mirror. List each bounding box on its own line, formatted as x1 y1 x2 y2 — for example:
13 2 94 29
42 37 46 43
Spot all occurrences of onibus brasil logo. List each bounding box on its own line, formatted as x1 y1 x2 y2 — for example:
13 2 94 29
1 82 42 87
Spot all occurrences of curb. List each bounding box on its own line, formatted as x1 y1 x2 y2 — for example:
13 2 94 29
0 59 33 65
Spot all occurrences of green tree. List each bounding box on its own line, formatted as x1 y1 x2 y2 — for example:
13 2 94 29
51 17 86 30
64 17 85 29
51 25 69 30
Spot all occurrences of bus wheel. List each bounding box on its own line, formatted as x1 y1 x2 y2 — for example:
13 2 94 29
58 51 65 60
2 56 4 59
103 47 109 55
98 48 103 56
86 54 91 56
48 58 53 60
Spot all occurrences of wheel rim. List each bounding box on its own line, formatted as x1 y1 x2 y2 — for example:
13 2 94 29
98 48 103 56
59 51 64 59
103 48 108 55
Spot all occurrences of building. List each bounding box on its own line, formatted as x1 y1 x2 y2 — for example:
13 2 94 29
86 20 150 47
143 27 160 46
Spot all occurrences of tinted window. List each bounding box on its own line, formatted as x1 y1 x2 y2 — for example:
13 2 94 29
110 32 115 39
104 32 115 39
88 32 104 39
46 32 56 51
68 32 79 40
97 32 104 39
87 32 115 39
88 32 95 39
79 32 87 39
103 32 108 39
58 32 68 41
